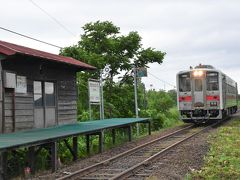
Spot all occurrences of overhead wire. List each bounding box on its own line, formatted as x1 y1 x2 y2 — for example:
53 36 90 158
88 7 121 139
0 26 63 49
148 71 176 88
28 0 76 37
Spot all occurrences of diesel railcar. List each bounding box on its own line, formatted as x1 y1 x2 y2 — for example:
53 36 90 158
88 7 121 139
177 64 238 123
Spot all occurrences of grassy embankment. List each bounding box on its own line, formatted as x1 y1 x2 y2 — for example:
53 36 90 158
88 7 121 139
190 119 240 179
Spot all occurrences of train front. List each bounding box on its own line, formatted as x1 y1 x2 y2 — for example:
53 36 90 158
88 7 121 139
177 65 221 123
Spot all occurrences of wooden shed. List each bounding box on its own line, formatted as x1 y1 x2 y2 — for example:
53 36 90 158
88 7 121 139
0 40 95 134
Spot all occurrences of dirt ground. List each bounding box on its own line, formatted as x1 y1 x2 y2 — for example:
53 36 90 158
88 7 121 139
146 130 211 180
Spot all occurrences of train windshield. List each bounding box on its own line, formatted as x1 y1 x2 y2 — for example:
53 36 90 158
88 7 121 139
207 72 218 91
179 73 191 92
195 79 202 91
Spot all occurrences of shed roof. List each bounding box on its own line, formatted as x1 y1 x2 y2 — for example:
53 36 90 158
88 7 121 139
0 40 96 70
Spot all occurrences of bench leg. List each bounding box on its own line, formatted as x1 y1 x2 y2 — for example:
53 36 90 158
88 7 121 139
73 136 78 161
86 134 90 155
99 131 104 153
112 129 116 145
28 146 35 174
51 142 58 172
128 125 132 142
0 152 7 180
148 121 151 135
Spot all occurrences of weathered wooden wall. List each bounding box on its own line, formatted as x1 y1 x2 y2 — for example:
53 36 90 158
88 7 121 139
1 55 78 133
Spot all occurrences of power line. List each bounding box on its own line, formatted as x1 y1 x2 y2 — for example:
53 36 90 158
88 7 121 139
0 26 63 48
29 0 75 37
148 71 176 88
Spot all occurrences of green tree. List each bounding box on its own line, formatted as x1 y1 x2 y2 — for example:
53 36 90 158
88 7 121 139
61 21 166 118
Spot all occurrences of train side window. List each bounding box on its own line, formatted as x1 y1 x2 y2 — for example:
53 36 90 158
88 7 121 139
195 79 202 91
207 72 218 91
179 73 191 92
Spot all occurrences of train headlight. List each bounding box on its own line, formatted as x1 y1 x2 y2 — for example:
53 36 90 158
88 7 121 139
198 70 203 76
193 70 203 77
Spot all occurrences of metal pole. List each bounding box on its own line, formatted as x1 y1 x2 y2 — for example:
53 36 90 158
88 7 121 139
133 65 139 135
134 65 139 118
88 80 92 120
99 74 102 120
100 70 104 119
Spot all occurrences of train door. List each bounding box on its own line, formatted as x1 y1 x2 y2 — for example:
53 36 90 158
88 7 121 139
193 78 205 107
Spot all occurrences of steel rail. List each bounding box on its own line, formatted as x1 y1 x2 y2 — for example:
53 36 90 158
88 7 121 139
110 121 219 180
57 125 194 180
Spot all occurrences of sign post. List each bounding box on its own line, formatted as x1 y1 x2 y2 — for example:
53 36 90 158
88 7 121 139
88 79 101 120
133 66 148 135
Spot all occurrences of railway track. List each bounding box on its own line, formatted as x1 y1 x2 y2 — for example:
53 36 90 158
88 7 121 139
57 122 220 180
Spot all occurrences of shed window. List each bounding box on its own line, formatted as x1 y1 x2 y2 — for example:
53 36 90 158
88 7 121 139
45 82 55 107
34 81 43 107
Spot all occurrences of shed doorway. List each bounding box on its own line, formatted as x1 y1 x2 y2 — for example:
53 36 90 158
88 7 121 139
34 81 56 128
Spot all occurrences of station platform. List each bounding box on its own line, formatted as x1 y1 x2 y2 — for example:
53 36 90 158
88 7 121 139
0 118 150 151
0 118 151 178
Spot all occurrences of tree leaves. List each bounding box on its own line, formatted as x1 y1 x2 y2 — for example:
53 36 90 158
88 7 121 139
60 20 166 118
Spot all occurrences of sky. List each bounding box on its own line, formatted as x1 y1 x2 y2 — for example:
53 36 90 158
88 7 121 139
1 0 240 91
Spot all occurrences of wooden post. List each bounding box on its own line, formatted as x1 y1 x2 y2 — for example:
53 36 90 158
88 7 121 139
112 129 116 145
86 134 90 155
148 121 151 135
128 125 132 142
0 152 7 180
99 130 104 153
28 146 35 174
51 142 57 172
72 136 78 161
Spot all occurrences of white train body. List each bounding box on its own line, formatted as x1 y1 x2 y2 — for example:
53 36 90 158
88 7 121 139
176 65 238 123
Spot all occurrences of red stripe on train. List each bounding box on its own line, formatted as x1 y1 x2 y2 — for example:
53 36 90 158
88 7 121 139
206 95 220 101
179 96 192 102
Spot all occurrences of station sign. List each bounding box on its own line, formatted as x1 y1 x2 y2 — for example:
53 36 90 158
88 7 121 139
88 79 100 104
137 67 147 77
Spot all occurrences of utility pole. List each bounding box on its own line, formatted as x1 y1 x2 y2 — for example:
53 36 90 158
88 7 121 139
133 65 139 118
133 65 139 135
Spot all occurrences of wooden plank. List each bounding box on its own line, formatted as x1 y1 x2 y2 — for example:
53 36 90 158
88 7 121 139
58 114 76 119
58 110 77 115
58 105 77 110
58 119 76 125
5 110 13 117
15 93 33 98
15 97 33 104
5 103 33 110
15 110 33 116
58 91 77 96
15 122 34 129
58 101 77 106
58 96 77 101
15 116 34 123
4 97 12 103
4 117 13 123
